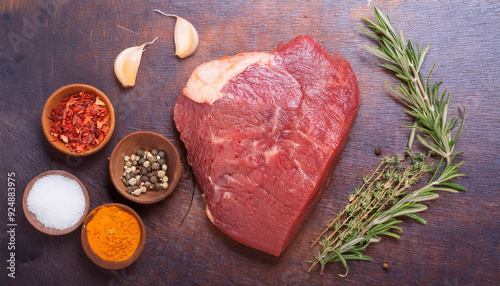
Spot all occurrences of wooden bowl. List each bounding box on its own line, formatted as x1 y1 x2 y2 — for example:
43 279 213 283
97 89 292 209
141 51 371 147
41 84 115 156
22 170 90 235
109 131 181 204
81 203 146 270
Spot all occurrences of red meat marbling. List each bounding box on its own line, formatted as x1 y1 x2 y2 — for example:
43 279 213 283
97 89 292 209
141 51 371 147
174 35 359 256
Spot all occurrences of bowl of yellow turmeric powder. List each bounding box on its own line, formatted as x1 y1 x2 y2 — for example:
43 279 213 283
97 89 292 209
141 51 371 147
81 203 145 269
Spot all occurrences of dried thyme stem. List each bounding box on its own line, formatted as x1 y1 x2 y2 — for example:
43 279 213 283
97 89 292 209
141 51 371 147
311 161 388 246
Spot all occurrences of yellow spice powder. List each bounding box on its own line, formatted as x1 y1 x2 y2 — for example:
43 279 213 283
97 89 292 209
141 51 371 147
86 206 140 262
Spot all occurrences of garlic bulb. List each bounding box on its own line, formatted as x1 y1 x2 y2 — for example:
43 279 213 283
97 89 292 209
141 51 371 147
154 9 199 58
114 38 157 87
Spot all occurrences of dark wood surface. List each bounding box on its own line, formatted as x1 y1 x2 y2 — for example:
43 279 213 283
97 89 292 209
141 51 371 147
1 1 499 285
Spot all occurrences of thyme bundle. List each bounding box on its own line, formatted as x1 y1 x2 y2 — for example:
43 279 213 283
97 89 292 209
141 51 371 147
309 6 466 276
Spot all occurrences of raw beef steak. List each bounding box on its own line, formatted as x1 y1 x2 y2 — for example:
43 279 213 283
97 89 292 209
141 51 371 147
174 35 359 256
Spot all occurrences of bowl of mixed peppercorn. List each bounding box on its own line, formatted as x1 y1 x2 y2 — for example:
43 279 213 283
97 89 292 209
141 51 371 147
41 84 115 156
109 131 181 204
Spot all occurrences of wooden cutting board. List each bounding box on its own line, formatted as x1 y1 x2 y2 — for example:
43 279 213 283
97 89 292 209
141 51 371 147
0 1 498 285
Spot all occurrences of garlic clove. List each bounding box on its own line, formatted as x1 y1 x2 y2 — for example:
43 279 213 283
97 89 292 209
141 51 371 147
154 9 199 58
173 16 199 58
114 38 157 87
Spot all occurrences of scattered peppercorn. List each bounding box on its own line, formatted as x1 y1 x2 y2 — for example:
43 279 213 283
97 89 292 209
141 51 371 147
374 147 382 156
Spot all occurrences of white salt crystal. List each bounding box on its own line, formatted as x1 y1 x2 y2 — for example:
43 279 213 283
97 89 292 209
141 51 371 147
27 174 85 230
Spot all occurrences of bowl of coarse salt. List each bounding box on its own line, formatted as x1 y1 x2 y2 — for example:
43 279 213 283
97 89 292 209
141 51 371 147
23 170 90 235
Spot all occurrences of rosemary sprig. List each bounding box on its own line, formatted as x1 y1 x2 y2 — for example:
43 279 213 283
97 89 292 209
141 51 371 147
309 6 466 276
360 7 465 163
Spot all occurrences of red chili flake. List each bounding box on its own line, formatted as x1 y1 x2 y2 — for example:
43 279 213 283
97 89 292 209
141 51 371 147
49 91 109 153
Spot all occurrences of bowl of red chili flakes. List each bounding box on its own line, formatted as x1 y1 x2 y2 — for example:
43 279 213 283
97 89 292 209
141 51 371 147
42 84 115 156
